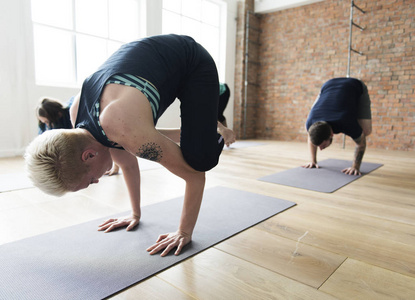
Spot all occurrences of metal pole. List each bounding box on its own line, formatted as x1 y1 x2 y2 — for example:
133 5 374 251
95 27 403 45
344 0 355 148
243 10 251 140
345 1 366 148
347 0 354 79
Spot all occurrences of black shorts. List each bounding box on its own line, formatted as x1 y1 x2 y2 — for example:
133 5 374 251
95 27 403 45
357 81 372 120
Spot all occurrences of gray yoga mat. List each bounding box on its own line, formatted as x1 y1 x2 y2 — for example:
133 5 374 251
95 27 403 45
0 186 295 300
259 159 383 193
0 172 34 192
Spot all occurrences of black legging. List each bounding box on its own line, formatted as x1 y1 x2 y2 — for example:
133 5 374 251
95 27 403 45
177 44 224 172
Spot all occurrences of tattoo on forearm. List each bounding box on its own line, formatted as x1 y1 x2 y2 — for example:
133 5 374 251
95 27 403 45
137 142 163 162
355 149 364 165
354 138 366 167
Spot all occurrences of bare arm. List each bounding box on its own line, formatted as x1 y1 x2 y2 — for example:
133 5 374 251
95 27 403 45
69 92 81 127
342 133 366 176
302 134 319 168
358 119 372 137
111 149 141 217
131 130 205 230
98 148 141 232
100 86 205 256
131 127 205 256
130 128 205 256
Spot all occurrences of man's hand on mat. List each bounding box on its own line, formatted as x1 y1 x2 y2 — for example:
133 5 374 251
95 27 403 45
342 167 361 176
302 162 319 169
146 230 191 257
97 214 140 232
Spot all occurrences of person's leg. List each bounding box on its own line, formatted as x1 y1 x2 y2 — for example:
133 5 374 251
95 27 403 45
357 81 372 136
178 46 224 172
358 119 372 136
217 121 235 147
218 84 230 127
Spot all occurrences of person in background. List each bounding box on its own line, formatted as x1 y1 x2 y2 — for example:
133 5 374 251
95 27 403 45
302 77 372 176
37 97 73 134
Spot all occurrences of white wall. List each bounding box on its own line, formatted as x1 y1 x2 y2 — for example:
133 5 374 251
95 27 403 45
156 0 238 128
254 0 323 13
0 0 238 157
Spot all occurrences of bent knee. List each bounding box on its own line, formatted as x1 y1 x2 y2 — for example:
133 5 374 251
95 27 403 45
358 119 372 137
362 123 372 137
184 157 218 172
181 138 224 172
182 152 220 172
364 128 372 137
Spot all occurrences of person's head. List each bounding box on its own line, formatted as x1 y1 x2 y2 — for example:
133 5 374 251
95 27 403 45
36 98 65 130
308 121 333 150
24 129 113 196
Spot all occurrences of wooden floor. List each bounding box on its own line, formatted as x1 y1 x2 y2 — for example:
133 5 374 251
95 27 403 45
1 140 414 299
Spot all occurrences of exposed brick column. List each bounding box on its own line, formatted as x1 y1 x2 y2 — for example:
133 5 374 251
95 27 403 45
233 0 260 139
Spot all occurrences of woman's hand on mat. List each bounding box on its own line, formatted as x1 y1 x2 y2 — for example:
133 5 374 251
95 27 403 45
302 162 319 169
105 163 120 176
97 214 140 232
146 230 191 257
342 167 361 176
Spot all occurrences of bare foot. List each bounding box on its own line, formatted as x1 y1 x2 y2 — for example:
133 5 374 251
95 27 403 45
218 122 236 147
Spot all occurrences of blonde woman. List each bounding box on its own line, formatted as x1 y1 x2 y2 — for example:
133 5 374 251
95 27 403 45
26 34 235 257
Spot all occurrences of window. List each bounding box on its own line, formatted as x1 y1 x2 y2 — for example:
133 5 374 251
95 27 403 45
31 0 142 86
162 0 225 77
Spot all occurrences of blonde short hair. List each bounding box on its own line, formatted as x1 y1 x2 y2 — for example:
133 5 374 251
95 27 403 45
25 129 91 196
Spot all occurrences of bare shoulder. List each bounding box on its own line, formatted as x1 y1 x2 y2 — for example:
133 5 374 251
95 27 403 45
99 84 155 147
69 92 81 127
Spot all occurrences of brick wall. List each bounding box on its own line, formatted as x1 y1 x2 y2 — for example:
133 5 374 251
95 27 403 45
234 0 414 150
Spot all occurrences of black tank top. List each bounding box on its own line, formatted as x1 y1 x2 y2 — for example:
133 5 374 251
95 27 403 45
75 34 202 148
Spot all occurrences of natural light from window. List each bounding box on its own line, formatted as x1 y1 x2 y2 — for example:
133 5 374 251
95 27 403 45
162 0 224 76
31 0 141 86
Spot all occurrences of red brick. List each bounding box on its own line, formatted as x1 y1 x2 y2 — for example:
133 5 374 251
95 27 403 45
233 0 414 151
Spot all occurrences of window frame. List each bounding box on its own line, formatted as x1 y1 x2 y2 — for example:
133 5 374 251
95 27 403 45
161 0 227 79
31 0 143 88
